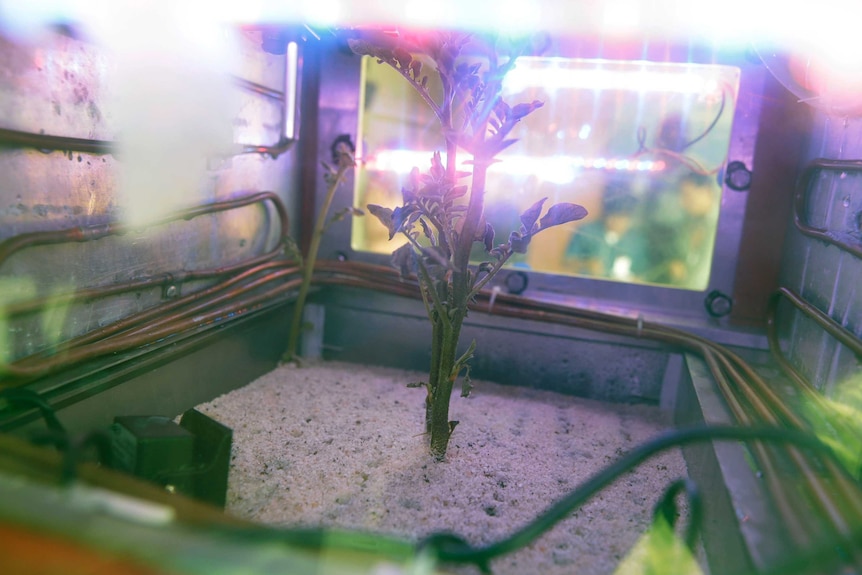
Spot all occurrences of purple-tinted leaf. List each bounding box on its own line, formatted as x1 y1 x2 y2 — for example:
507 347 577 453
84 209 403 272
419 218 436 244
391 243 416 278
367 204 393 232
408 166 422 192
429 151 445 180
409 59 422 80
391 205 417 238
538 202 589 230
402 185 418 204
499 138 519 151
445 185 468 202
482 222 495 252
392 47 412 70
511 100 544 120
494 100 510 121
421 245 449 267
519 197 547 233
486 138 519 157
346 38 379 58
509 230 532 254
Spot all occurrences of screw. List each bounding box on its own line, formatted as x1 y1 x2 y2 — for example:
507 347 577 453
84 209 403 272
704 290 733 318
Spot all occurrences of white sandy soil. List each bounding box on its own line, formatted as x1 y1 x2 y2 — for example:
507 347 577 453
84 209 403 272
192 360 704 575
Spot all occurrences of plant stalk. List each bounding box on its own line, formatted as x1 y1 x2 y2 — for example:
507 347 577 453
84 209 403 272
284 157 352 362
428 312 464 459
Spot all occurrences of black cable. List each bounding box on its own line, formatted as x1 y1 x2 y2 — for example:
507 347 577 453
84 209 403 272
681 90 726 151
635 89 726 157
422 425 841 569
0 388 65 434
0 389 116 483
198 424 847 574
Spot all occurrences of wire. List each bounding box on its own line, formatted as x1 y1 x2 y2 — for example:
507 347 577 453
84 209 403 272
0 389 65 434
420 425 838 569
193 425 843 574
634 88 728 175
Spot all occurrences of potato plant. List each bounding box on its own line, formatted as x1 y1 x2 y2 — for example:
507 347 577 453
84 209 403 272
350 30 588 459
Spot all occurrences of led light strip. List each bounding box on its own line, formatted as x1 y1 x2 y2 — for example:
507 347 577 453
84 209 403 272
365 149 665 183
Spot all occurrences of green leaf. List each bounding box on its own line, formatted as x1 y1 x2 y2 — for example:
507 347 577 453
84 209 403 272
452 339 477 375
329 206 365 224
460 370 473 398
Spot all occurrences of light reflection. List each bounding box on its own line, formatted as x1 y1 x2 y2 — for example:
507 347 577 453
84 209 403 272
365 149 666 182
504 59 726 95
578 124 592 140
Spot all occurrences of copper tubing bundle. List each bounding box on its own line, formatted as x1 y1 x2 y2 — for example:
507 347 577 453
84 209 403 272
0 260 302 380
0 191 292 379
0 191 290 271
0 254 860 568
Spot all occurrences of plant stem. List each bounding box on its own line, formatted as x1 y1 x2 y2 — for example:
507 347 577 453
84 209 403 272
428 313 464 459
284 158 352 362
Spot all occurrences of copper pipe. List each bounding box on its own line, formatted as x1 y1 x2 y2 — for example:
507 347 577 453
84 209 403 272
50 261 297 351
0 191 290 380
232 76 285 102
0 120 291 161
238 141 294 159
0 191 289 272
795 158 862 260
0 127 113 155
117 265 301 339
4 250 285 319
0 263 302 381
2 261 299 375
769 287 862 360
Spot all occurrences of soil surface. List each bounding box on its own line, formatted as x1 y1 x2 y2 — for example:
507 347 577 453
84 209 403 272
192 360 705 575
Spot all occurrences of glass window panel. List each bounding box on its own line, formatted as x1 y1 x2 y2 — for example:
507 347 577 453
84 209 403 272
352 56 740 291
